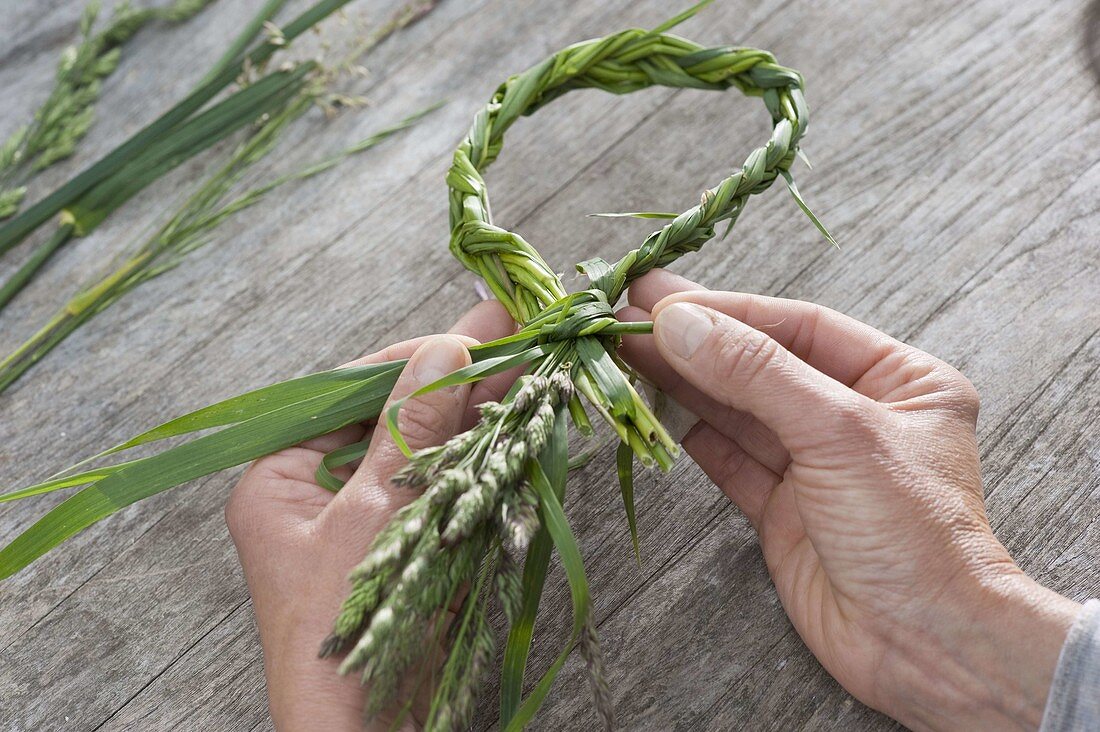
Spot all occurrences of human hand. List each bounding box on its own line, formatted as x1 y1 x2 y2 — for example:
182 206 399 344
617 269 1081 732
224 300 515 731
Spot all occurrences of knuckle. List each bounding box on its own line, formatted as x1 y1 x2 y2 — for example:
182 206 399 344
831 395 881 433
716 443 750 484
789 303 824 356
711 327 783 384
930 364 981 421
398 397 451 449
809 394 890 452
950 373 981 418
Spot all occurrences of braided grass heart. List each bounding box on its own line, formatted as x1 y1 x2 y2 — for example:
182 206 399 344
0 3 833 730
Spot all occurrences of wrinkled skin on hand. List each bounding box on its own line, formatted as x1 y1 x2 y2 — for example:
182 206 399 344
617 269 1080 732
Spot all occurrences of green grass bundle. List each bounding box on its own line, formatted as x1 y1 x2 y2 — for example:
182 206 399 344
0 0 444 393
0 3 833 729
0 0 353 310
0 0 217 220
0 103 436 394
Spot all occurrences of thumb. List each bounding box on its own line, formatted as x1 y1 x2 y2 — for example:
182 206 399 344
320 336 473 535
652 301 873 454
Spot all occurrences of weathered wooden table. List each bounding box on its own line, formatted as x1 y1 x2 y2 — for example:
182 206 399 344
2 0 1098 729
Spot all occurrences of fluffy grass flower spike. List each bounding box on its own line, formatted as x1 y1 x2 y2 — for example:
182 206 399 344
0 3 833 729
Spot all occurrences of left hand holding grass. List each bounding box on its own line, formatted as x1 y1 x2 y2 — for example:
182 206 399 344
225 300 514 730
617 269 1081 732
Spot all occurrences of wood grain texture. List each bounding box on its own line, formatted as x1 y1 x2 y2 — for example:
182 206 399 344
1 0 1098 729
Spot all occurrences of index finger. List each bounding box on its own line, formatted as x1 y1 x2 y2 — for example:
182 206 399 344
628 269 898 387
305 300 514 452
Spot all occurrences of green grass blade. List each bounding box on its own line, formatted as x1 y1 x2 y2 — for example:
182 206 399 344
12 329 541 511
0 309 86 394
385 345 550 458
0 462 135 504
0 84 221 253
500 409 568 726
504 454 590 732
0 223 73 309
616 442 640 563
0 368 404 579
575 337 635 419
0 0 217 216
2 329 543 519
79 362 403 466
585 211 678 219
66 64 312 232
314 439 370 492
649 0 716 35
779 169 837 249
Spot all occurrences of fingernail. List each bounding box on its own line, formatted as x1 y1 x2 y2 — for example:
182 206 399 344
412 337 467 384
656 303 713 359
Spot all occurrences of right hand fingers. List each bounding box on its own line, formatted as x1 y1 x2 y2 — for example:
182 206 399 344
618 304 790 475
648 297 878 455
628 269 898 390
637 271 978 422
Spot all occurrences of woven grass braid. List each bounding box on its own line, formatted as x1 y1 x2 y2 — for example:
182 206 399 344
447 23 809 324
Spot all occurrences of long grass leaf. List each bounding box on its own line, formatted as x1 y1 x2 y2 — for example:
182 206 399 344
585 211 678 219
504 456 590 732
0 462 134 504
57 362 404 478
66 64 313 232
385 345 549 457
315 439 370 492
500 409 568 725
0 368 404 579
9 327 536 510
780 169 837 249
616 441 640 563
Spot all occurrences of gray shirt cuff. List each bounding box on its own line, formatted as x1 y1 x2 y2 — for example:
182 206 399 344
1040 599 1100 731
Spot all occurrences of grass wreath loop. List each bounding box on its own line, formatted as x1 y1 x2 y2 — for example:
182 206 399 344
448 27 810 323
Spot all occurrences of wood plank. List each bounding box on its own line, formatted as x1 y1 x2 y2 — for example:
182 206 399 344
1 0 1097 729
